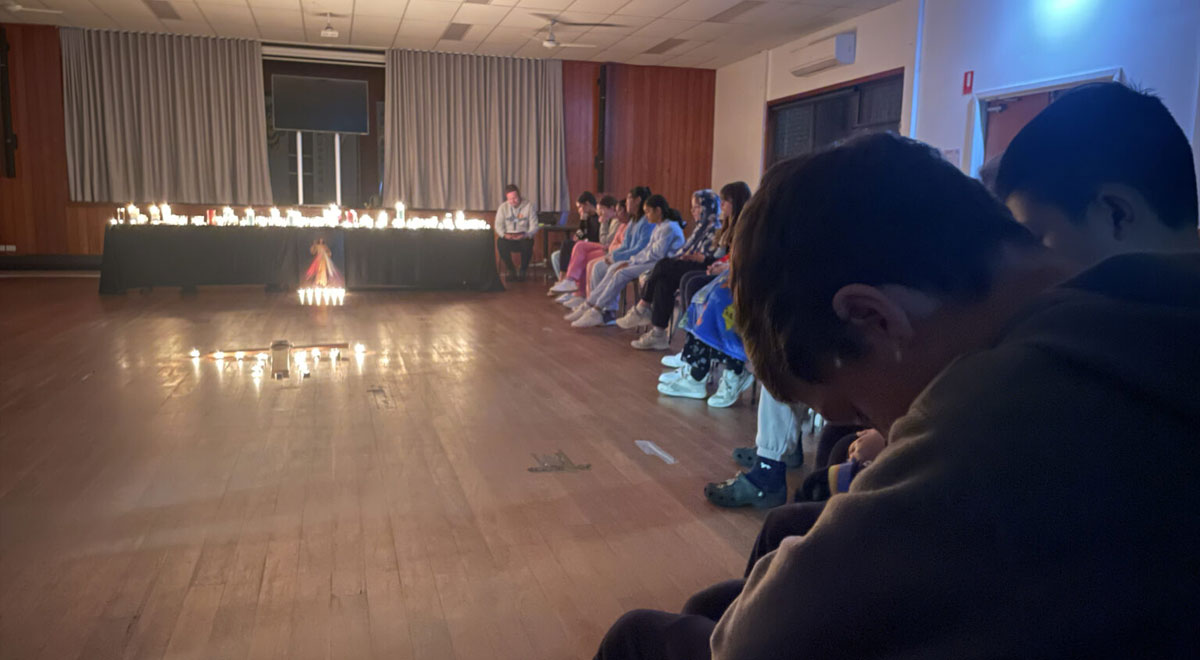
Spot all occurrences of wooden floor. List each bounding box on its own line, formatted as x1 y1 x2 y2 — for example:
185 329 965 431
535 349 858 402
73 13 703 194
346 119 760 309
0 275 778 660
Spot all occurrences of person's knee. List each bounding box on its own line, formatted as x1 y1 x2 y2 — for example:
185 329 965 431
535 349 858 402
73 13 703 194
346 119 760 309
596 609 661 656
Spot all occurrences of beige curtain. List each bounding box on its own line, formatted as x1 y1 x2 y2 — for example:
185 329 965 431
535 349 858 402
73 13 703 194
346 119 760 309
382 50 567 213
61 28 272 205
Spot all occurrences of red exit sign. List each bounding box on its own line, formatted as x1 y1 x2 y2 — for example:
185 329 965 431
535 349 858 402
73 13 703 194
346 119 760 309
962 70 975 95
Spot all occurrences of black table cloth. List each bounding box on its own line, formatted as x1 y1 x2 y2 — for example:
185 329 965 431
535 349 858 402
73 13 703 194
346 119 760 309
98 225 504 294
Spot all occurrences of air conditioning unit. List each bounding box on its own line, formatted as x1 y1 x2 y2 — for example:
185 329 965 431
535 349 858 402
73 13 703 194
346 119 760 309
789 31 856 77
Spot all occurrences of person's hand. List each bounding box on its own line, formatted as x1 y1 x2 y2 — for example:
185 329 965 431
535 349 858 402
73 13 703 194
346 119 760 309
505 232 522 240
680 253 705 262
848 429 886 464
604 255 614 265
707 261 729 276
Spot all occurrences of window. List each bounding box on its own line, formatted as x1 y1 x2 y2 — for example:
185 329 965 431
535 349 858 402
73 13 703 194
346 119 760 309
263 61 384 208
765 72 905 167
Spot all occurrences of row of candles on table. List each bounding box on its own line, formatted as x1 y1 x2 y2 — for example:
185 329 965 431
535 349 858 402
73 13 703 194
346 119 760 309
111 203 490 231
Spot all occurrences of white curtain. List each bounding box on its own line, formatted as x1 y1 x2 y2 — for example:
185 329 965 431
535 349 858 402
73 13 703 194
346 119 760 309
61 28 272 205
382 49 567 213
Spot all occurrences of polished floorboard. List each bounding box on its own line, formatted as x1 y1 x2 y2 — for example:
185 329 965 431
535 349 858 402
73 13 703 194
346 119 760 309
0 276 771 660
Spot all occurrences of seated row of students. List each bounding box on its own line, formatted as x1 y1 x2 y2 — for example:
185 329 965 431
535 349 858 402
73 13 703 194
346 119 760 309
591 81 1200 658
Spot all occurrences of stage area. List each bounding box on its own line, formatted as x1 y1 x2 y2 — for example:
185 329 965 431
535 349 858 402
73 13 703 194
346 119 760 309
0 275 773 659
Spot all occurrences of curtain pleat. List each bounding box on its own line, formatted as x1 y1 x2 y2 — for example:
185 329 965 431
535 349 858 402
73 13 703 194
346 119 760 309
60 28 272 205
381 50 567 213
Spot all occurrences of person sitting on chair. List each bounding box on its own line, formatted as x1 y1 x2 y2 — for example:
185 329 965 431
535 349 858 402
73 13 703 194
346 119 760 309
551 192 600 282
495 183 538 281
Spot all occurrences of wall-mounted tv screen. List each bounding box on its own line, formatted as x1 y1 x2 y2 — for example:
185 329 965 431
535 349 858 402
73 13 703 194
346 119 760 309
271 74 369 135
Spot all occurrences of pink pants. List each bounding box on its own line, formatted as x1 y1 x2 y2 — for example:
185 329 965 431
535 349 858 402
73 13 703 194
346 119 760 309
566 241 607 287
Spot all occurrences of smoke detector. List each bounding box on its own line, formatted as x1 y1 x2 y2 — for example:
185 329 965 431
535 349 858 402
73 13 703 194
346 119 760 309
320 22 339 38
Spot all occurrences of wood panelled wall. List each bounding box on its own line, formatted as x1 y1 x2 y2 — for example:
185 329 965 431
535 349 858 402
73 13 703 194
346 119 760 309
562 60 601 214
604 64 715 218
0 24 72 254
0 24 716 257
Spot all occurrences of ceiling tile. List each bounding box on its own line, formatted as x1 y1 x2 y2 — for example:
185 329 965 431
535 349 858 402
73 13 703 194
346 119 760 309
392 34 440 48
554 9 614 25
489 0 519 5
596 33 659 52
301 0 354 14
483 25 538 43
575 26 629 46
402 0 460 22
351 0 410 15
613 0 685 18
632 17 695 37
253 7 304 26
239 0 302 7
675 20 726 39
434 38 482 52
472 41 520 55
663 0 739 21
396 17 448 35
351 14 402 42
163 20 218 36
453 3 511 24
498 8 553 27
564 0 627 13
515 0 574 10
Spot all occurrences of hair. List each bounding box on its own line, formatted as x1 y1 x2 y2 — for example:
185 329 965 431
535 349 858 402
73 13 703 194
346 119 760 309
577 191 597 206
629 185 652 218
644 194 684 226
716 181 752 247
994 82 1198 230
731 132 1038 393
598 194 619 209
504 184 521 196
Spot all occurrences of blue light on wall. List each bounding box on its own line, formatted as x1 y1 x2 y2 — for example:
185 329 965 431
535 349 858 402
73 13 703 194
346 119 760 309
1033 0 1099 40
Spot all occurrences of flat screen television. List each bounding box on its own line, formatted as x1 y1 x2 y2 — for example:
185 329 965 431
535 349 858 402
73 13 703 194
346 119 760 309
271 74 369 135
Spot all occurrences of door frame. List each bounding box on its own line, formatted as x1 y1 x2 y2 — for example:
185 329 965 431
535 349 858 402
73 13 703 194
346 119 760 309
963 67 1124 177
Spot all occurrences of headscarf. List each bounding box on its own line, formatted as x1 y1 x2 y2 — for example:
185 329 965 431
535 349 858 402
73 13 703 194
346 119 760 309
679 189 722 257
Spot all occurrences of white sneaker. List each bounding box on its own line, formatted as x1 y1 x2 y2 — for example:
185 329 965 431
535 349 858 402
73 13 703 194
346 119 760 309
708 370 755 408
571 307 605 328
657 373 708 399
631 329 670 350
554 292 573 304
564 296 587 310
661 352 685 368
549 279 578 294
659 366 688 383
565 305 589 322
615 305 652 330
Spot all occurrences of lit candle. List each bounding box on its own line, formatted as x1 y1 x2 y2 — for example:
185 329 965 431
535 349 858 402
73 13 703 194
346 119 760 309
161 203 172 221
312 347 321 359
330 348 340 361
214 350 226 360
189 348 200 358
297 289 305 304
234 351 245 361
110 218 118 225
354 343 366 355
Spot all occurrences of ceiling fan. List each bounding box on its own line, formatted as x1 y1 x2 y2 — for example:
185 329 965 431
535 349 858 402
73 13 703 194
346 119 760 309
2 2 64 14
532 20 594 49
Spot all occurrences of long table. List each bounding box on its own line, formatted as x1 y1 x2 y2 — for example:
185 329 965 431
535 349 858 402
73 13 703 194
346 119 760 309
98 225 504 294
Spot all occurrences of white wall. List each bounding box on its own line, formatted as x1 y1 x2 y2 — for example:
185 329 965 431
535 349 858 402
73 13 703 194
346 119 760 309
711 52 768 191
713 0 1200 195
914 0 1200 175
710 0 920 189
